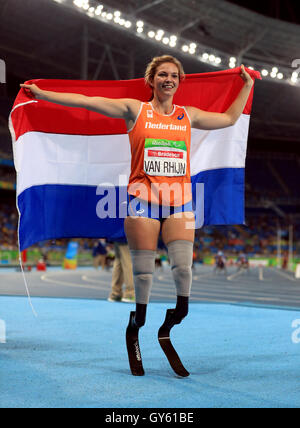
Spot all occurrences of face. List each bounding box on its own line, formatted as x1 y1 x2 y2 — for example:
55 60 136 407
151 62 180 97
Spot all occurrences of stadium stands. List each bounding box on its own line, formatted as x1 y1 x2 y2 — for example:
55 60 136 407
270 158 300 198
246 158 277 198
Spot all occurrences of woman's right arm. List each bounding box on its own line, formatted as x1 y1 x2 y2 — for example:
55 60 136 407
20 83 140 121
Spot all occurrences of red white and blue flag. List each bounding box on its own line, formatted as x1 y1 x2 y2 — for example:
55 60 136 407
9 68 261 251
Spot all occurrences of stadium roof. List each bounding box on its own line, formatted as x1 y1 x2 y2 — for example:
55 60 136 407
0 0 300 144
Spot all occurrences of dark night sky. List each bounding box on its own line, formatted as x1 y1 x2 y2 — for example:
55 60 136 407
227 0 300 25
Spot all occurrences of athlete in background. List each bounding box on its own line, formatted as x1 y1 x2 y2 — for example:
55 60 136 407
214 251 228 274
236 252 250 272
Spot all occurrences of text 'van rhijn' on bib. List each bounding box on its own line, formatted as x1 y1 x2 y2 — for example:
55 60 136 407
144 138 187 177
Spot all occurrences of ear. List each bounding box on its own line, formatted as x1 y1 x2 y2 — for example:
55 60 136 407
148 77 154 88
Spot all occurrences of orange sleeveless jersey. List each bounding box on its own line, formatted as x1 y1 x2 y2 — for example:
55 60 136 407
127 102 192 207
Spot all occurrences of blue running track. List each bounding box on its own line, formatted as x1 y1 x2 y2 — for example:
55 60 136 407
0 295 300 408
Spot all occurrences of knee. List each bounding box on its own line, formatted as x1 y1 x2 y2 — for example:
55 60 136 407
130 250 156 305
130 250 156 275
172 265 192 306
172 265 192 296
135 273 153 286
172 265 192 283
167 241 193 279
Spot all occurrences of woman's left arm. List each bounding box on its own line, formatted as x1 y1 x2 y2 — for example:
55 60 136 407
187 65 254 130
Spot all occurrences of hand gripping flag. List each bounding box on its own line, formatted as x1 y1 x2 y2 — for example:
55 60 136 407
9 67 261 251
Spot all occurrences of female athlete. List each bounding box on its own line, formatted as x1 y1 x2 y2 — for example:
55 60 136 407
21 55 253 376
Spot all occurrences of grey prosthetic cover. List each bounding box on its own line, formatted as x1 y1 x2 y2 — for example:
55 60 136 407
167 240 193 297
130 250 156 304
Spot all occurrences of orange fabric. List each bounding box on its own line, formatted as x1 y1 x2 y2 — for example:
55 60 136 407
128 102 192 206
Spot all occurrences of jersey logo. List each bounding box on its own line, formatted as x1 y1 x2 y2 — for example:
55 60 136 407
147 110 153 118
177 113 185 120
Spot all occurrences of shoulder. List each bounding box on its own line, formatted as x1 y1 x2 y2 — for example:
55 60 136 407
184 106 208 125
124 99 143 119
125 100 146 131
126 98 142 109
184 106 201 118
177 105 195 123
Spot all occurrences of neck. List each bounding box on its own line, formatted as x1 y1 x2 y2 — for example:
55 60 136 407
151 95 174 115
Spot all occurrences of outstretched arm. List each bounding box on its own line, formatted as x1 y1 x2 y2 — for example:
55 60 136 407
186 65 254 130
20 83 140 121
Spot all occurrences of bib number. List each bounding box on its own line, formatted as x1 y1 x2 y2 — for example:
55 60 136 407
144 138 187 177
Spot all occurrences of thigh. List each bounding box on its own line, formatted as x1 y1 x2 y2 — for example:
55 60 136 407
124 216 161 250
161 212 195 246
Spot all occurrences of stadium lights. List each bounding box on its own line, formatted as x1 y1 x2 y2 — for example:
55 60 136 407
291 72 299 84
136 20 144 33
52 0 300 86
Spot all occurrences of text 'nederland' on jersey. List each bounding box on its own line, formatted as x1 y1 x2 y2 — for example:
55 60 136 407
128 103 192 206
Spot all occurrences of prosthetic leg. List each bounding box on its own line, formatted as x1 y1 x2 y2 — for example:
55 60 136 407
126 311 145 376
158 240 193 377
158 308 190 377
126 250 155 376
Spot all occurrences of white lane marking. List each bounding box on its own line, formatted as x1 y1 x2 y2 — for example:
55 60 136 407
156 271 219 282
82 275 109 286
41 274 104 291
227 270 245 281
259 266 264 281
272 268 297 282
194 272 219 279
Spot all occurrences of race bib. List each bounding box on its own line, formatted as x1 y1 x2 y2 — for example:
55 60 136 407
144 138 187 177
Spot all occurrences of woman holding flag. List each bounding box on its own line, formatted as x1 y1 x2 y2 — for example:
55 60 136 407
21 55 253 377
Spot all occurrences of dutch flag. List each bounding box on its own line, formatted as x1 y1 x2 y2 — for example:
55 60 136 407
9 67 261 251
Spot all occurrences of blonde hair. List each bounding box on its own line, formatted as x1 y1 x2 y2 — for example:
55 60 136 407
144 55 185 88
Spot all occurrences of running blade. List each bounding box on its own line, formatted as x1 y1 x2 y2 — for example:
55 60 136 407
126 311 145 376
158 330 190 378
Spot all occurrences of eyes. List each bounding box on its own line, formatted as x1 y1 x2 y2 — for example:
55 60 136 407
157 72 179 80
